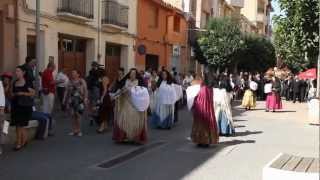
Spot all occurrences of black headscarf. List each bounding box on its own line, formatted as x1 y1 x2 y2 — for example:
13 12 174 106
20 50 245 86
156 70 175 88
117 68 146 90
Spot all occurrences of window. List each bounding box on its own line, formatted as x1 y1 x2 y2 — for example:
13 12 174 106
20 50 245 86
257 1 265 13
106 44 121 56
173 15 181 32
149 5 159 28
62 39 73 52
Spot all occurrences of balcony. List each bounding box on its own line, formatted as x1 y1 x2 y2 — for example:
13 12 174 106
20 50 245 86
256 12 266 24
57 0 94 22
225 0 244 8
101 1 129 30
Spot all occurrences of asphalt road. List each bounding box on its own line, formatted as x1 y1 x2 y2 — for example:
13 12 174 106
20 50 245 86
0 101 318 180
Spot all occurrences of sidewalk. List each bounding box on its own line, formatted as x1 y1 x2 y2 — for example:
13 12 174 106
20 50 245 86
182 100 319 180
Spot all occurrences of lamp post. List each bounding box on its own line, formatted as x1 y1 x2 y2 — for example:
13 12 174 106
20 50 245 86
35 0 41 91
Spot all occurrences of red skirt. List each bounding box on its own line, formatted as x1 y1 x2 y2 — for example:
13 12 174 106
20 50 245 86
266 92 282 110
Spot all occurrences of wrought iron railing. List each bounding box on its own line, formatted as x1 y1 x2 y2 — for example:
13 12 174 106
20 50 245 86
58 0 94 19
101 0 129 28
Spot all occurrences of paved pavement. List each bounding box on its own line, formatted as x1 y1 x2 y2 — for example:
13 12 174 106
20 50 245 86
0 101 318 180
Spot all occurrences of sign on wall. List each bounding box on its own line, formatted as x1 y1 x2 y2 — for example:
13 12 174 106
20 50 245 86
173 45 181 57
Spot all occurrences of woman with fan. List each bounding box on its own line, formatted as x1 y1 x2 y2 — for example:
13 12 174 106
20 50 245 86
112 68 149 144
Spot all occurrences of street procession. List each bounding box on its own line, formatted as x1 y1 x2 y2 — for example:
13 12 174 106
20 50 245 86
0 0 319 180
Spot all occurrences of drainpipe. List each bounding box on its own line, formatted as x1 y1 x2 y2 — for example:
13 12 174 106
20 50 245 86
97 0 101 62
35 0 40 90
14 0 19 66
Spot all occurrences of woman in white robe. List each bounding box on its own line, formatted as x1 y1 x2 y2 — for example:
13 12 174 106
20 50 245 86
214 78 235 136
151 70 177 129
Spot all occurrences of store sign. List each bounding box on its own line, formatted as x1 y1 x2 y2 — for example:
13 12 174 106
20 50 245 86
173 45 180 57
138 45 146 55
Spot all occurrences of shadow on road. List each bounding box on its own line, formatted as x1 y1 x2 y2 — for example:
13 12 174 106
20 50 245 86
235 130 263 137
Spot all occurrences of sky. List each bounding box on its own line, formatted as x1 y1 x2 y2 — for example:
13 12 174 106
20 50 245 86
270 1 282 20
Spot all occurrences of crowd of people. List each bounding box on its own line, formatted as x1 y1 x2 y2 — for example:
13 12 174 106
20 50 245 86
0 57 318 155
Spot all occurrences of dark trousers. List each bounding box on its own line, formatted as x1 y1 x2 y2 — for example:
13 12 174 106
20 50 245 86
56 87 66 110
286 90 292 101
300 90 306 102
293 92 301 103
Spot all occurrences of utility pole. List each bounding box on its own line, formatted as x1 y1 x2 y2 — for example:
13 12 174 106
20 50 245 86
35 0 41 91
97 0 101 62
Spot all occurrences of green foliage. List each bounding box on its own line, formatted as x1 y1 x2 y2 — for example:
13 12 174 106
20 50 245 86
196 17 276 72
273 0 319 72
197 17 244 67
234 34 276 72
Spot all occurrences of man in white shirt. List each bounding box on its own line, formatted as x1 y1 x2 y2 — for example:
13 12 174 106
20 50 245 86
0 80 5 155
55 69 69 111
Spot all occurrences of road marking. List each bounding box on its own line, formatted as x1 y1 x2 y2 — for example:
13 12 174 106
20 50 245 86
95 141 166 169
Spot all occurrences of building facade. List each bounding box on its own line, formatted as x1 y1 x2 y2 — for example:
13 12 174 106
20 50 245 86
136 0 188 73
0 0 137 81
241 0 272 36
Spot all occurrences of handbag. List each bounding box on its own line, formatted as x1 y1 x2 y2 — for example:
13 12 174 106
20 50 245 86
17 95 34 107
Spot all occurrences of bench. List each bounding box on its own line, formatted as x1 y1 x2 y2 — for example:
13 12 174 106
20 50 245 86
2 120 39 144
263 153 319 180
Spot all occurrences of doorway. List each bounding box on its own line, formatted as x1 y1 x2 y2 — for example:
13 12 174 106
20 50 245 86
58 35 86 77
105 43 121 82
145 54 159 71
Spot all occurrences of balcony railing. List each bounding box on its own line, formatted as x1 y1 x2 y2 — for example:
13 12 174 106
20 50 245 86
58 0 94 20
225 0 244 8
101 0 129 29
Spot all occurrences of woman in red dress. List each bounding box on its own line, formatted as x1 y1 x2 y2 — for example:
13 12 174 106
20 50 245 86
188 75 219 147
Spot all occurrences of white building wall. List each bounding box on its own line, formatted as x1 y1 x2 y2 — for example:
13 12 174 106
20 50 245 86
19 0 137 73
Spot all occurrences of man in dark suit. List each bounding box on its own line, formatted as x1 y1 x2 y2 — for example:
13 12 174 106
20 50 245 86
285 76 294 101
299 79 308 102
292 76 301 103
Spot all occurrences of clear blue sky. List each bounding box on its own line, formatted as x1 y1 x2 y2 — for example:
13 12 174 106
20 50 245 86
270 1 282 19
270 0 283 27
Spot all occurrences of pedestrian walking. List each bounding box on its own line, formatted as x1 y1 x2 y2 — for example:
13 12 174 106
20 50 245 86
1 72 13 113
87 61 104 125
214 76 235 136
148 69 159 114
11 66 35 150
265 76 282 112
64 70 88 137
112 68 149 144
21 57 36 87
55 69 69 111
0 79 5 155
41 61 56 115
307 80 319 124
292 76 301 103
97 74 112 133
241 76 256 110
151 70 177 129
187 74 219 147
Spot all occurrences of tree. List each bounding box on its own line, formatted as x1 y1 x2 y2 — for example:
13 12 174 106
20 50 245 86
273 0 319 72
233 34 276 73
197 17 244 69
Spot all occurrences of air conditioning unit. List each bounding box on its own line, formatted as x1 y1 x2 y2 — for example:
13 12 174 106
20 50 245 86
6 4 15 19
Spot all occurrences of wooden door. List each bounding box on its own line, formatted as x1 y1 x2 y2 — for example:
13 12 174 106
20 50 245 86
105 44 121 82
58 37 86 77
146 54 159 71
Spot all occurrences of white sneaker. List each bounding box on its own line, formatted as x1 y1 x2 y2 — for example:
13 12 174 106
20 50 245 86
77 132 83 137
68 132 76 136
